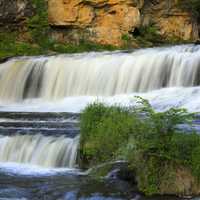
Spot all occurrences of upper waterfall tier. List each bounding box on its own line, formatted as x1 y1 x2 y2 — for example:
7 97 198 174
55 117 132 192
0 45 200 102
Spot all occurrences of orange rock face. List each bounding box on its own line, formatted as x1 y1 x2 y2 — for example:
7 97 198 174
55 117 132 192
48 0 199 46
158 13 198 41
141 0 199 41
48 0 141 46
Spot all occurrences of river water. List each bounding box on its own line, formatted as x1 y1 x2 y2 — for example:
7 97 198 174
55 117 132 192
0 112 182 200
0 45 200 199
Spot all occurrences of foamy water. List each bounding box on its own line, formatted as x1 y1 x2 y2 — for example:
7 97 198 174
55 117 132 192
0 87 199 113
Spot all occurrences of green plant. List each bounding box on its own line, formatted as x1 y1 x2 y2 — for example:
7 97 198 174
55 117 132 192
27 0 51 49
80 97 199 195
0 31 43 58
121 34 131 41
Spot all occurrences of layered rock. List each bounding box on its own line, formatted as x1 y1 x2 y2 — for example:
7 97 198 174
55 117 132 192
141 0 199 41
0 0 34 26
48 0 199 46
0 0 198 46
48 0 141 46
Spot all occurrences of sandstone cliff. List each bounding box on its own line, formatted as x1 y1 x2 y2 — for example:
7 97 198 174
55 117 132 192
48 0 141 46
48 0 199 46
141 0 199 41
0 0 199 47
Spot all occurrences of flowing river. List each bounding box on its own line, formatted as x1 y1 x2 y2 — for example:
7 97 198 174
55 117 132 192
0 45 200 199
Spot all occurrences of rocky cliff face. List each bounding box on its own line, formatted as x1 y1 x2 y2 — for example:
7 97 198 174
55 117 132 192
48 0 141 46
48 0 199 46
0 0 33 27
0 0 199 47
141 0 199 41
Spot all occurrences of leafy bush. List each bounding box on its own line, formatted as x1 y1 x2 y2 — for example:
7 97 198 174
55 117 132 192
80 103 135 165
131 24 166 47
80 97 200 195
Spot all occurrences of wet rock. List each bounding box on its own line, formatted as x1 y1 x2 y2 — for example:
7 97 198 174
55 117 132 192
0 56 12 64
195 40 200 45
87 160 136 183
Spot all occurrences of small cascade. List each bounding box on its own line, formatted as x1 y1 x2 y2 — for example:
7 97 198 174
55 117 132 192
0 134 79 168
0 45 200 102
0 112 80 168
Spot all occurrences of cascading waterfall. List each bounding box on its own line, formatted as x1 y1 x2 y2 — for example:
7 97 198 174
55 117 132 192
0 45 200 169
0 134 80 168
0 45 200 102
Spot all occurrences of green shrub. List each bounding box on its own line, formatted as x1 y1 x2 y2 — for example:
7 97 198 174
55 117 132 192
133 24 164 46
0 31 43 58
80 103 135 165
80 97 200 195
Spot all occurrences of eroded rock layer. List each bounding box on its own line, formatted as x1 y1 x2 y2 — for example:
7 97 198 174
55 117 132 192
48 0 199 46
48 0 141 46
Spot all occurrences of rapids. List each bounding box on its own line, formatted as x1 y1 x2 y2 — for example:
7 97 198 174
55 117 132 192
0 45 199 199
0 45 199 112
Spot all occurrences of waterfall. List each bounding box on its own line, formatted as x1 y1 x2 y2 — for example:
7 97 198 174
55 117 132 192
0 44 200 170
0 134 80 168
0 45 200 102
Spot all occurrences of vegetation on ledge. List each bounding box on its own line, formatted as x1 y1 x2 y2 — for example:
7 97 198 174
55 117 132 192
80 98 200 196
0 30 117 60
0 0 194 60
0 0 117 60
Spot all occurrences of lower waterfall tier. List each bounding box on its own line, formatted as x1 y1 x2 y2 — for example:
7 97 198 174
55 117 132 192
0 134 79 168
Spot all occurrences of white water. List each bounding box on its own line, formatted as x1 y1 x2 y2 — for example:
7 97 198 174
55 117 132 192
0 45 199 112
0 45 200 101
0 86 199 112
0 134 79 168
0 162 81 176
0 45 200 173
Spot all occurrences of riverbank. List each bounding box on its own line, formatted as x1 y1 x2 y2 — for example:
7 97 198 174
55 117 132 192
79 98 200 197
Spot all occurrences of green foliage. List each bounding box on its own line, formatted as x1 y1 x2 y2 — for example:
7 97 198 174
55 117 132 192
0 0 117 59
80 103 134 166
27 0 51 49
133 24 164 46
80 97 200 195
0 31 43 58
121 34 131 41
51 41 116 53
0 32 117 59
